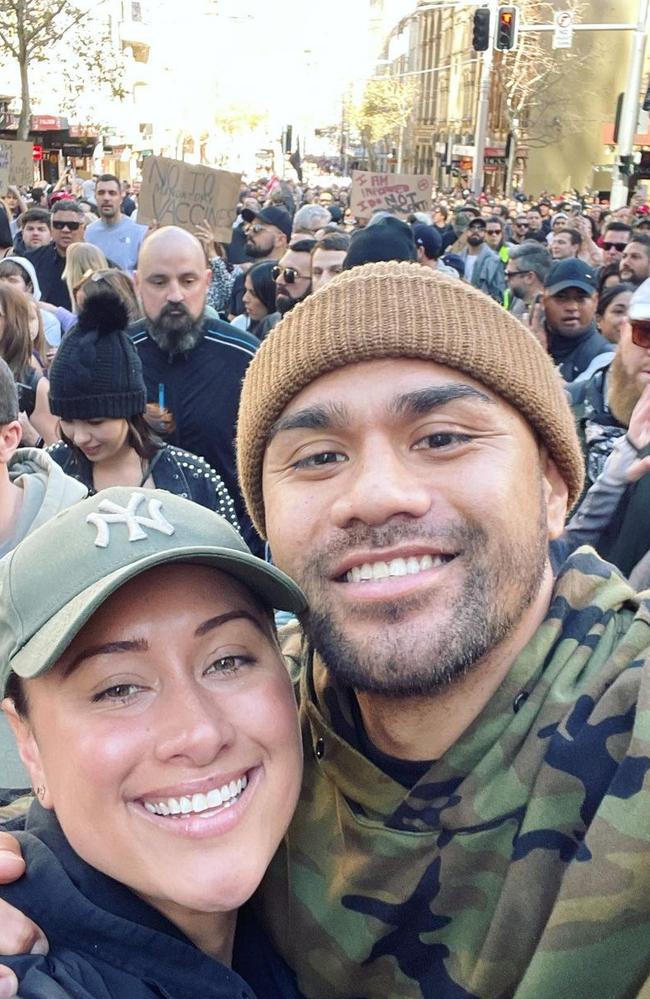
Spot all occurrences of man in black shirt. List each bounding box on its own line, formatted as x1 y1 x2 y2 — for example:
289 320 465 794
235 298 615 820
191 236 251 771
25 201 86 309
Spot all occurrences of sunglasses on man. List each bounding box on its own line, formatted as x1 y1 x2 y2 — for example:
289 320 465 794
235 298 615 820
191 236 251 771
52 220 82 231
630 319 650 349
602 241 628 252
272 265 309 284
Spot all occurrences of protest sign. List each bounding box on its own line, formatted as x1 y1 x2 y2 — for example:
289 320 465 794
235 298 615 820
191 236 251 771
0 145 10 193
350 169 432 219
0 141 34 190
138 156 241 243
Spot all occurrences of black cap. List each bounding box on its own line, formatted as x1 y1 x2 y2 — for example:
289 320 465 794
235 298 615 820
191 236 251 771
544 258 597 296
241 205 292 239
343 217 417 270
467 217 486 229
412 223 442 260
49 289 146 420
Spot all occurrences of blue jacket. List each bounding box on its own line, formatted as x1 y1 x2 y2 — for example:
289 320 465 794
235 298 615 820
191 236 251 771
0 803 301 999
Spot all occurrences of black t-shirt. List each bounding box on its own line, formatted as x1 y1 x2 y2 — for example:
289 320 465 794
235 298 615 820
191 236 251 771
26 243 71 309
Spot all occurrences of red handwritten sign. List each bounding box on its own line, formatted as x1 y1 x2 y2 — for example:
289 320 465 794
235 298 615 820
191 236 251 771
350 169 432 220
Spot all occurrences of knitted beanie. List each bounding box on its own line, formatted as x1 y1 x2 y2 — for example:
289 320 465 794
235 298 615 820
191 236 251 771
343 217 417 270
49 288 146 420
237 261 585 538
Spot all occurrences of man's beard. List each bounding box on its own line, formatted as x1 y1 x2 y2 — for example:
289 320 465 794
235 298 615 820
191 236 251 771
608 351 643 426
300 495 549 698
276 285 311 315
246 239 272 259
467 234 484 246
145 303 204 355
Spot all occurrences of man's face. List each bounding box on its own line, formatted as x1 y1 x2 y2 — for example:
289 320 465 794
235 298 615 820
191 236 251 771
433 209 446 226
512 217 530 241
619 241 650 286
22 220 51 249
485 223 503 250
274 249 312 314
550 233 577 260
466 223 485 247
135 236 211 331
504 262 533 301
262 359 566 696
51 211 85 255
311 248 346 292
543 287 597 336
527 210 542 231
96 180 122 221
602 228 630 264
245 221 282 260
614 319 650 392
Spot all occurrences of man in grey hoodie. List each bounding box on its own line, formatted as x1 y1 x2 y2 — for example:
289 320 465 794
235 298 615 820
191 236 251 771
0 359 86 790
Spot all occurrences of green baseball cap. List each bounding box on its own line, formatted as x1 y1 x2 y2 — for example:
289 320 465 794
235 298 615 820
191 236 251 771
1 486 306 693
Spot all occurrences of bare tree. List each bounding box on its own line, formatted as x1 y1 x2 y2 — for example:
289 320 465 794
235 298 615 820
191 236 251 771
350 76 419 172
0 0 111 138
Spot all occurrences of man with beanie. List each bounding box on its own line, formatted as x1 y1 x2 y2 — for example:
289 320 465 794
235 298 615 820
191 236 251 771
1 266 650 998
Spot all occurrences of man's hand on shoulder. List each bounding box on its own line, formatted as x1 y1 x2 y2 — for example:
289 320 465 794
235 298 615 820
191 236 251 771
0 832 49 965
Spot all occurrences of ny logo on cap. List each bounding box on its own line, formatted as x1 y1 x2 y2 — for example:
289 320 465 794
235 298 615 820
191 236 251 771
86 493 175 549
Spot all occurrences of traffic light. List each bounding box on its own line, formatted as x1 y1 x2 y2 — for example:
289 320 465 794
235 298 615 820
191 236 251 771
472 8 491 51
495 5 519 50
32 144 43 161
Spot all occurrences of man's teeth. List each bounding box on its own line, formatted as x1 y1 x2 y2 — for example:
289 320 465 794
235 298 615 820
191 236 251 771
345 554 449 583
143 775 248 818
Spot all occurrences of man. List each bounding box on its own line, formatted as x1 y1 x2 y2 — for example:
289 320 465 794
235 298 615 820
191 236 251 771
484 216 511 264
273 239 314 315
242 205 292 261
460 217 506 302
619 232 650 287
128 226 260 551
600 220 632 266
412 223 459 278
432 204 456 250
85 174 146 272
569 278 650 576
310 233 350 292
505 241 551 318
25 200 86 309
292 204 331 240
121 180 137 218
550 227 581 260
525 207 547 243
543 258 614 381
0 358 86 789
509 214 532 245
16 210 51 252
2 264 650 999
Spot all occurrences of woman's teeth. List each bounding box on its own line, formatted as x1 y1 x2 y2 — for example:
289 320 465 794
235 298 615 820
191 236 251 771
143 775 247 818
345 554 449 583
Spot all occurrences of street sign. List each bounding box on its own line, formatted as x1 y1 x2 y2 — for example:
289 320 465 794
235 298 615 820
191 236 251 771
553 10 574 49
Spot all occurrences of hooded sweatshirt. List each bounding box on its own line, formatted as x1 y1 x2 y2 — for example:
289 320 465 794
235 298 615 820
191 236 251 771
1 448 87 559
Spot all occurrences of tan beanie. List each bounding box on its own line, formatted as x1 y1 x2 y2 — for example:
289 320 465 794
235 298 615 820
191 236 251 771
237 261 584 537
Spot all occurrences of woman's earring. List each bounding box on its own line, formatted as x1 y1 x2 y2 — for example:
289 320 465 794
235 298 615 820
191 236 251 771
34 785 46 800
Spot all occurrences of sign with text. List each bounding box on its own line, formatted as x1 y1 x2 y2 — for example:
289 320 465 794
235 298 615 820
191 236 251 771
0 141 34 190
553 10 574 49
138 156 241 243
350 169 432 220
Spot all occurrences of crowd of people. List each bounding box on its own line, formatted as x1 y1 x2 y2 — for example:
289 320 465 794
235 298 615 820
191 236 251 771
0 168 647 998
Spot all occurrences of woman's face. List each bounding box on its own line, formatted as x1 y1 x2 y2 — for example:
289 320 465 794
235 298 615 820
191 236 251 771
599 290 632 343
10 565 302 917
5 192 18 213
242 278 268 321
0 272 29 295
59 417 129 463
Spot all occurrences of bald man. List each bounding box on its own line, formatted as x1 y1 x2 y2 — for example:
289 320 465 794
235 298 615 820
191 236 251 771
131 226 261 551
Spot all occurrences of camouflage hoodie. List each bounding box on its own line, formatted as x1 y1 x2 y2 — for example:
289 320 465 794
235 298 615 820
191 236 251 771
257 549 650 998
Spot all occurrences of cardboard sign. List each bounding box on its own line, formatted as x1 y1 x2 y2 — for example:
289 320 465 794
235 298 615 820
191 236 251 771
0 141 34 190
138 156 241 243
350 169 432 220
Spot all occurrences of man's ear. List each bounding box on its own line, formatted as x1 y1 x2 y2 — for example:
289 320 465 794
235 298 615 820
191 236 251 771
0 420 22 464
541 451 570 540
2 699 54 810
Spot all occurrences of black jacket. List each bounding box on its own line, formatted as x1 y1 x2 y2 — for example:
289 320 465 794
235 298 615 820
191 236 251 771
25 244 71 309
548 322 614 382
0 803 301 999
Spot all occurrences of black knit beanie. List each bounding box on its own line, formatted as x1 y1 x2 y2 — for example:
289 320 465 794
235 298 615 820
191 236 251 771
343 216 417 270
49 289 146 420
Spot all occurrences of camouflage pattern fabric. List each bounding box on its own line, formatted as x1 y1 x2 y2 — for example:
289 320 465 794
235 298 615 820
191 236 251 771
257 548 650 998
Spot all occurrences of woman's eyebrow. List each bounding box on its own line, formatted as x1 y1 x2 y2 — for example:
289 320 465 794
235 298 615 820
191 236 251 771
194 610 266 637
62 640 148 678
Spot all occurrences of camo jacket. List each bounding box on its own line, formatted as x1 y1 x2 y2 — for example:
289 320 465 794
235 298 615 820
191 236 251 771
256 548 650 999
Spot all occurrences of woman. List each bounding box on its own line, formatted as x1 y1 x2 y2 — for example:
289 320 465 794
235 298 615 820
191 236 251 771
0 256 63 358
0 487 305 998
62 242 109 313
46 288 239 522
596 281 634 344
232 262 276 336
0 284 58 444
3 186 27 237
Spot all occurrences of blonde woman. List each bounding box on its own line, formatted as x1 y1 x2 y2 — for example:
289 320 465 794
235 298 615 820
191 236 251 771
62 243 108 312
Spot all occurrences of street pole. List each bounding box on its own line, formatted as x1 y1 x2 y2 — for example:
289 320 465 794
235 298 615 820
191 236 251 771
471 0 497 196
610 0 650 209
